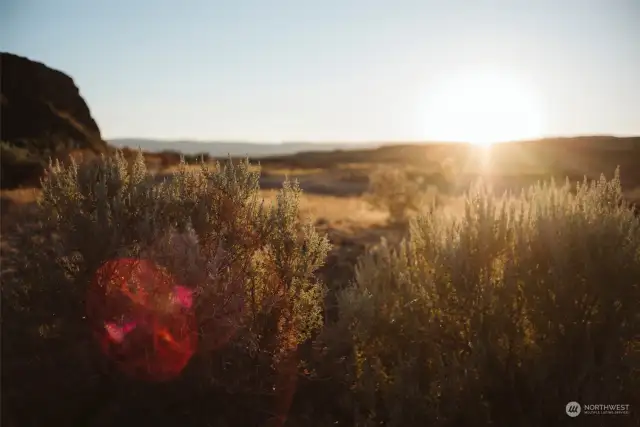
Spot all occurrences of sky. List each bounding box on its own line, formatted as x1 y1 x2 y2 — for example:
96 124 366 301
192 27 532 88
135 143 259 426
1 0 639 142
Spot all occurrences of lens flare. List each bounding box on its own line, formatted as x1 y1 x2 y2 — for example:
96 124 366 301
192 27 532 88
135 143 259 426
87 258 198 382
104 320 137 343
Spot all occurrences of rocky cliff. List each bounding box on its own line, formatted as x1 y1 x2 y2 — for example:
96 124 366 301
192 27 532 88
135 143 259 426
1 52 107 188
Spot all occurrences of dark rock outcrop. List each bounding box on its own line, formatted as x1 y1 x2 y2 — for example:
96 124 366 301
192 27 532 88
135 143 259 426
1 52 107 188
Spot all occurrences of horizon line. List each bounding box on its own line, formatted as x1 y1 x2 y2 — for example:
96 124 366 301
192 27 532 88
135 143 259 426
105 133 640 145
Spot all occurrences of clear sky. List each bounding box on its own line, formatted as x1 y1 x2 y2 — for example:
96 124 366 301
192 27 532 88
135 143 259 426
1 0 639 142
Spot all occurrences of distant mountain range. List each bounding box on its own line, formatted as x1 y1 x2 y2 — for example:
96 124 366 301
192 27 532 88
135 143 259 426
108 135 640 158
108 138 382 158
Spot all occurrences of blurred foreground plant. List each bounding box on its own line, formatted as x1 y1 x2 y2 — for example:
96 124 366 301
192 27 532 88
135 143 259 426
1 150 330 425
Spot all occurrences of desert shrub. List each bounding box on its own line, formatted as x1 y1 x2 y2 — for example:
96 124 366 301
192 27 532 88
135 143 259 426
1 150 330 426
117 146 137 158
157 150 182 168
365 166 435 224
1 140 34 161
1 142 105 189
320 168 640 427
183 152 211 164
0 141 47 188
155 150 210 168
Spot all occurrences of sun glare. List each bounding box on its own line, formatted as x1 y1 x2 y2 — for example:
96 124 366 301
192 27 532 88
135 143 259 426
422 69 545 146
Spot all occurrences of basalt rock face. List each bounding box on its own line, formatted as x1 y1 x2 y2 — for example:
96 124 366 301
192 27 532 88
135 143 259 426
1 52 107 188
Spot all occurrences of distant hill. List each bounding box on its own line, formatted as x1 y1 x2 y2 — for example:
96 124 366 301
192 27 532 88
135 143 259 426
242 135 640 191
109 135 640 159
108 138 381 158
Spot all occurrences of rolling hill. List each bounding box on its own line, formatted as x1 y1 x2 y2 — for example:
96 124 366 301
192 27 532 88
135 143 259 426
108 138 380 158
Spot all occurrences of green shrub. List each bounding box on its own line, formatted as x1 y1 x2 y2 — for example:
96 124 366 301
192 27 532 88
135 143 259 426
365 166 434 224
321 168 640 427
1 150 330 425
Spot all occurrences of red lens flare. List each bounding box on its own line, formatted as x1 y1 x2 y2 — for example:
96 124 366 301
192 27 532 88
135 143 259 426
87 258 197 382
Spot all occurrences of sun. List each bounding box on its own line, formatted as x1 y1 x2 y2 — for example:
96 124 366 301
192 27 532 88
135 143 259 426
422 69 546 146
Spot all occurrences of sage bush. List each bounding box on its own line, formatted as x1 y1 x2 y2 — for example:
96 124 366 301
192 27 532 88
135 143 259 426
365 166 431 224
321 168 640 427
1 151 330 426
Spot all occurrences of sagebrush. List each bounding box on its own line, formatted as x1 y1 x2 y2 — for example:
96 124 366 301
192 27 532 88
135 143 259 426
320 168 640 427
1 150 330 425
3 153 639 427
365 166 436 223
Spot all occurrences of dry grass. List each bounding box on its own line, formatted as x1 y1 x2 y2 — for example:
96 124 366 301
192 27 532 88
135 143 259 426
260 190 388 229
1 188 40 230
1 188 40 206
625 186 640 204
261 167 326 176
